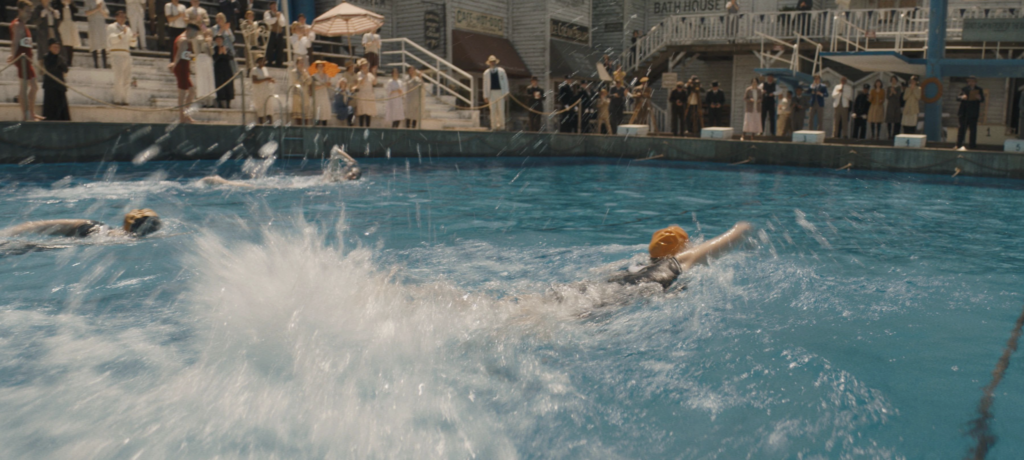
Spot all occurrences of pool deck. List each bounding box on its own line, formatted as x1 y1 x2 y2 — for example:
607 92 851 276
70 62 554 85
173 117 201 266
1 121 1022 179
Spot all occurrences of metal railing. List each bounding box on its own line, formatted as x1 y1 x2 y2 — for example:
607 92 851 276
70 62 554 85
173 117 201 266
380 37 476 108
623 6 1024 72
756 31 823 76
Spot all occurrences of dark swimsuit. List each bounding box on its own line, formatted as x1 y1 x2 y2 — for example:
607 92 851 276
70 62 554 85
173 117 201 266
63 220 105 237
608 257 683 290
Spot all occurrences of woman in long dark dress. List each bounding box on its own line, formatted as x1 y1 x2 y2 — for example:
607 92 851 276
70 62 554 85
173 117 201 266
42 39 70 121
212 35 235 109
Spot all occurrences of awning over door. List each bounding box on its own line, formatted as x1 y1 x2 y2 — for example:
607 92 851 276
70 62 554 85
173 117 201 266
550 39 601 80
451 30 531 78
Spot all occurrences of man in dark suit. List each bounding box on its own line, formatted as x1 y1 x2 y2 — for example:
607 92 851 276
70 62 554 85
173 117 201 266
558 77 576 133
956 76 984 150
669 80 687 136
704 81 726 127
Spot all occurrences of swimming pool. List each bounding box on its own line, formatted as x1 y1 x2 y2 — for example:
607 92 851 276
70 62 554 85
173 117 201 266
1 157 1022 459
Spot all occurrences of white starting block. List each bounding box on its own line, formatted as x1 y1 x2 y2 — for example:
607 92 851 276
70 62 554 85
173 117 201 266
895 134 927 148
792 130 826 144
701 127 734 139
1004 139 1024 153
617 124 649 137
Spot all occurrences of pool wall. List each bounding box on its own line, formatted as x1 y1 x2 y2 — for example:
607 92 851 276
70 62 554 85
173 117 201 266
2 122 1023 178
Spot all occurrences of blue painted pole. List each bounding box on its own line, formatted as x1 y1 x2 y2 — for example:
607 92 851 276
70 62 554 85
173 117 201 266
925 0 947 142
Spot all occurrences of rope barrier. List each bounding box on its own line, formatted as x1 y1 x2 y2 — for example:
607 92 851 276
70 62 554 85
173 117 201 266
965 302 1024 460
35 64 246 112
346 83 425 102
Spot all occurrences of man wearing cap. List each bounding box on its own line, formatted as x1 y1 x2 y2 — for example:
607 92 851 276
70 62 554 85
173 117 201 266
107 9 138 106
956 76 984 150
482 55 509 131
669 80 687 136
705 81 726 127
685 76 704 135
609 78 627 134
524 76 544 132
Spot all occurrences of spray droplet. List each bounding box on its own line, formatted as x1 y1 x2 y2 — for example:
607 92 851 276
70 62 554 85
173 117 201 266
363 129 370 140
386 148 391 159
132 146 160 165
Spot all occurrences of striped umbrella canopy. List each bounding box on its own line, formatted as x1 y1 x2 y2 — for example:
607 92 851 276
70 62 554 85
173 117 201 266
312 2 385 37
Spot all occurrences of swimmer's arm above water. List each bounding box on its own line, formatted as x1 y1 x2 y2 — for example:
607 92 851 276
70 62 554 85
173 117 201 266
1 219 100 238
674 222 752 270
199 175 257 188
330 145 357 166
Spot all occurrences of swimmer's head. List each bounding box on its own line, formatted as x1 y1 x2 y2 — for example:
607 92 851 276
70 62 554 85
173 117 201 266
649 225 689 259
123 209 162 237
345 167 362 181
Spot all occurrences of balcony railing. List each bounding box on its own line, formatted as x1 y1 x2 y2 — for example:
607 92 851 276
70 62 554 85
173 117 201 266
623 6 1024 72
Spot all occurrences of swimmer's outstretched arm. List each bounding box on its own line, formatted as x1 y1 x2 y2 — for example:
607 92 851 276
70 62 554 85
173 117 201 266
1 219 97 238
199 175 258 189
330 145 357 166
674 222 752 270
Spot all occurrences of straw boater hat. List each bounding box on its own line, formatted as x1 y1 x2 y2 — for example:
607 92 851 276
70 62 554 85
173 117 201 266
356 58 368 67
486 55 500 65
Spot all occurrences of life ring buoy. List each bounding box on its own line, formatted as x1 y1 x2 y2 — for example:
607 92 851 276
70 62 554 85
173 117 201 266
921 77 943 104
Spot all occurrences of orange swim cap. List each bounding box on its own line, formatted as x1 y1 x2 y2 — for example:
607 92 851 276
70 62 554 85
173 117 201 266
649 225 689 259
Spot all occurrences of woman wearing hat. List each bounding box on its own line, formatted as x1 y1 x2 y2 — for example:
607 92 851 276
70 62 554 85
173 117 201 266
1 209 162 239
354 58 377 127
482 55 509 131
609 222 752 289
310 60 333 126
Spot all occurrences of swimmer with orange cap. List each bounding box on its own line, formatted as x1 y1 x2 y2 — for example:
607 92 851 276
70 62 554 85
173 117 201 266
0 209 162 239
608 222 752 289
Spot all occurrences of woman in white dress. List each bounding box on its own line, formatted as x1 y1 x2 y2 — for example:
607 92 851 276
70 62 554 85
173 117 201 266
354 58 376 127
384 67 405 128
193 30 216 107
310 61 333 126
742 77 762 139
404 66 424 128
58 0 82 65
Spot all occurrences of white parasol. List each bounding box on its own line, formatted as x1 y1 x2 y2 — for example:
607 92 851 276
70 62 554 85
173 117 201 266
312 2 385 55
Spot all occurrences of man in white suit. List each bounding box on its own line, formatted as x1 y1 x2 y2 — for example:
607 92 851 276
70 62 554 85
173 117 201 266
831 76 853 138
482 55 509 131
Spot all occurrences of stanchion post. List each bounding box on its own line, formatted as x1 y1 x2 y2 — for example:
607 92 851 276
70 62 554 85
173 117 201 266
240 72 246 125
19 55 28 122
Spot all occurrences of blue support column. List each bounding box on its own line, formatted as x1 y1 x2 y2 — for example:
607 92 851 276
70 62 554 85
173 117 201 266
925 0 947 142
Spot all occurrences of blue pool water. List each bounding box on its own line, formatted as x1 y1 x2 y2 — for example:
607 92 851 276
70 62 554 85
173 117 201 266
0 157 1022 459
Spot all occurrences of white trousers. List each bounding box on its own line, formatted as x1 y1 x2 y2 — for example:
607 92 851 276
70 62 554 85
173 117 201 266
110 52 132 105
488 89 505 131
127 6 146 49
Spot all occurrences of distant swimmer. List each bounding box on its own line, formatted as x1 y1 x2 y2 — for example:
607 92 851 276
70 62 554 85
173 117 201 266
198 175 258 188
608 222 752 289
0 209 162 239
323 145 362 182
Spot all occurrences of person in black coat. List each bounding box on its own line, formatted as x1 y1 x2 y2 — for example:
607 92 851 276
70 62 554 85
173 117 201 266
669 80 687 136
956 76 985 149
705 81 726 127
558 77 577 133
608 79 627 134
212 35 235 108
42 39 70 121
524 76 544 132
852 84 870 139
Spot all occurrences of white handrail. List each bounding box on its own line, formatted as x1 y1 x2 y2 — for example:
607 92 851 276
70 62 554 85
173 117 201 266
380 37 476 107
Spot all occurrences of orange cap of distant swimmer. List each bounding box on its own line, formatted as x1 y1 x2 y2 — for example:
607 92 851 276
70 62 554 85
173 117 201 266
649 225 689 259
